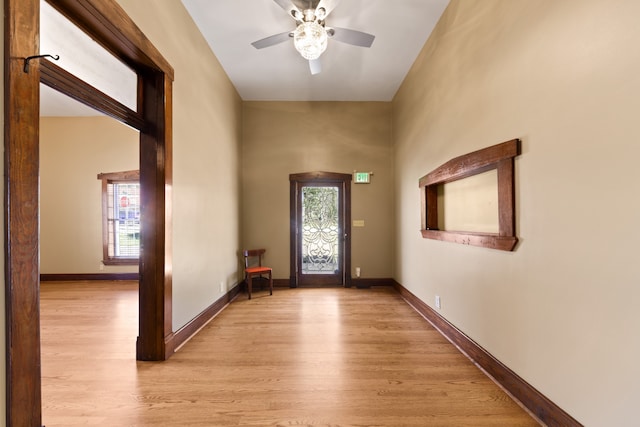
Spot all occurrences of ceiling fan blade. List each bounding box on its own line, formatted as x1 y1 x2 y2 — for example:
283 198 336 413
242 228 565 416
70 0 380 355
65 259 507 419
309 58 321 75
273 0 304 20
251 31 292 49
315 0 339 19
328 27 375 48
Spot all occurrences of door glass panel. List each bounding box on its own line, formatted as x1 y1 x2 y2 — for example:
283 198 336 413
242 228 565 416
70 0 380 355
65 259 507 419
301 186 339 275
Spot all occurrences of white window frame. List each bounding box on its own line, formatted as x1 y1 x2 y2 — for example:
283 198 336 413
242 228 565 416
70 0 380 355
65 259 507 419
97 170 140 265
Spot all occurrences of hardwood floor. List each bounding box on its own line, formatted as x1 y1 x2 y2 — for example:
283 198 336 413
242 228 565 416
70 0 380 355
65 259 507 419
40 281 540 426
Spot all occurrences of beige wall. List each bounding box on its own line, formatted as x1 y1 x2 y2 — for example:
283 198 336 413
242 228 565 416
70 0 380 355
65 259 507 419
439 169 499 233
0 4 5 422
393 1 640 425
115 0 242 329
242 102 394 280
40 116 139 274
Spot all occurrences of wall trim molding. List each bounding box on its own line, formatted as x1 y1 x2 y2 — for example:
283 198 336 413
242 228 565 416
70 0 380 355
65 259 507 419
168 285 241 352
41 273 140 282
352 278 395 288
271 278 395 288
273 278 291 287
394 281 582 427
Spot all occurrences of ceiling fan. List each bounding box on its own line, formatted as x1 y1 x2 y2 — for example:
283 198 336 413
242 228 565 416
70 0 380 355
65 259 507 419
251 0 375 75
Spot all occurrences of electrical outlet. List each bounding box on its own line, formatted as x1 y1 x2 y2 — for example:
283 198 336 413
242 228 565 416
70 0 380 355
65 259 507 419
355 267 361 278
99 263 104 271
219 281 225 293
435 295 441 309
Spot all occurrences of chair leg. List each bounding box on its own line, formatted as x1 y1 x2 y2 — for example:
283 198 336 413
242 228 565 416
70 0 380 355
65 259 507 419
269 271 273 296
247 275 252 300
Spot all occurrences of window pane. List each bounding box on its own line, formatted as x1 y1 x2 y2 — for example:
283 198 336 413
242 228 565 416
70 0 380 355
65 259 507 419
112 183 140 258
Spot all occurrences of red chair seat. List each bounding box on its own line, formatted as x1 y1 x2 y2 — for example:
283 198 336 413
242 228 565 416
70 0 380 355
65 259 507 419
245 266 272 274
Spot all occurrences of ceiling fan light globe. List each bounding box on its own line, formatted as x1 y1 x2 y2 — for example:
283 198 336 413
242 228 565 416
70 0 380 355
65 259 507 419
293 22 328 60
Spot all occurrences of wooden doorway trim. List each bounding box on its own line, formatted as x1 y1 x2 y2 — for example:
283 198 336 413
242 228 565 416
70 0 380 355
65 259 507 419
289 171 352 288
4 0 174 424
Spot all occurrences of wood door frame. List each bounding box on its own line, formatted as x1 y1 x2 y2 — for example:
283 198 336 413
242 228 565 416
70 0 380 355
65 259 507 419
289 172 352 288
4 0 174 424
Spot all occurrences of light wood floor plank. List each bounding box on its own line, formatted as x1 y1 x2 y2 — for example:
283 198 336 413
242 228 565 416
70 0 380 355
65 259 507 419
41 282 539 426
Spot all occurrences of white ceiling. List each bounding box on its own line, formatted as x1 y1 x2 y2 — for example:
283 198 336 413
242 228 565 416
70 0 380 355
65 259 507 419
40 0 449 116
40 83 101 117
181 0 450 101
40 0 137 117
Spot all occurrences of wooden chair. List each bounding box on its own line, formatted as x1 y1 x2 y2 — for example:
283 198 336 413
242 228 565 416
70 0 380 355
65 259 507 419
243 249 273 300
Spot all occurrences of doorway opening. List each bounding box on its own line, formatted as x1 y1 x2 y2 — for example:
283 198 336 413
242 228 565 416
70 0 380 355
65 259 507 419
5 0 174 424
289 172 352 287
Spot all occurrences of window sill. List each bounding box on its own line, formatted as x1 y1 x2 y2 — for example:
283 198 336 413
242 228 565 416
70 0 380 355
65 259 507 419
421 229 517 251
103 258 139 266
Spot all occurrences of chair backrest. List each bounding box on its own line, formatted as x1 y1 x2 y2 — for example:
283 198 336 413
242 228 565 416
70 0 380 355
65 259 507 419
243 249 266 269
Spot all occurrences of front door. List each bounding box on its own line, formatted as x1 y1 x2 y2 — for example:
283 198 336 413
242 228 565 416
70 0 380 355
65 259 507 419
290 172 352 287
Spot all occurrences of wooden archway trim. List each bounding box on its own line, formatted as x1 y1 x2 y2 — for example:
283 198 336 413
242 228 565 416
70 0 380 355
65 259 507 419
40 59 146 130
47 0 174 78
4 0 174 424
